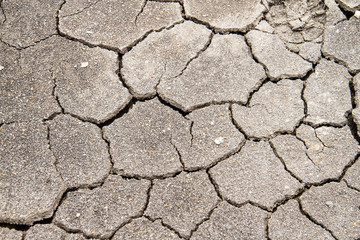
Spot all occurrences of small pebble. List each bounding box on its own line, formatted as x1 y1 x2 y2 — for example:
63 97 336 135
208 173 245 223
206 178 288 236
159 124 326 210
325 201 334 208
210 120 215 126
214 137 224 145
76 213 81 217
355 11 360 19
0 65 4 71
80 62 89 68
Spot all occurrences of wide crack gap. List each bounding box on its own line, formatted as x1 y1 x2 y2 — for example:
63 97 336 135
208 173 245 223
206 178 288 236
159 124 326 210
173 32 214 78
335 0 355 19
297 199 339 240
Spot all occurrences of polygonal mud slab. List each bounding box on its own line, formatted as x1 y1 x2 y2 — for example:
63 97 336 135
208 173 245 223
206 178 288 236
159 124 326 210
344 159 360 191
54 175 150 239
145 171 219 238
183 104 244 170
325 0 347 25
300 182 360 240
246 30 312 80
25 224 86 240
337 0 360 12
269 200 335 239
209 141 303 210
0 121 66 224
0 42 60 124
271 125 359 184
183 0 265 32
232 79 304 138
28 36 131 124
157 34 266 112
0 227 23 240
112 218 180 240
265 0 326 43
322 17 360 74
296 42 322 64
122 21 211 98
48 115 111 188
304 59 352 125
353 73 360 105
103 98 190 178
191 202 267 240
59 0 182 52
0 0 62 48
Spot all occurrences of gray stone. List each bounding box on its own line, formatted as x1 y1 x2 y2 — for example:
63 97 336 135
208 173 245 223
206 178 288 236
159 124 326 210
25 224 87 240
183 104 244 170
59 0 182 52
0 0 62 48
113 218 180 240
322 17 360 74
157 34 266 112
183 0 265 32
122 21 211 98
255 20 274 33
103 98 190 178
269 200 335 239
54 175 150 239
145 171 219 238
209 141 302 210
0 227 23 240
0 121 66 224
191 202 267 240
304 59 352 125
325 0 347 25
337 0 360 12
297 42 322 63
246 30 312 80
0 41 60 124
232 79 304 138
271 125 359 184
300 181 360 240
344 159 360 191
48 115 112 188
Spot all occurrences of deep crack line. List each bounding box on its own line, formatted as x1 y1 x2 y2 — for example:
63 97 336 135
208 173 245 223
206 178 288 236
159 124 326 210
134 0 147 25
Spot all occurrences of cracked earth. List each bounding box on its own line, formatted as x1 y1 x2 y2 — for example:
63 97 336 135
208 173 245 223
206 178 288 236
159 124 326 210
1 0 360 239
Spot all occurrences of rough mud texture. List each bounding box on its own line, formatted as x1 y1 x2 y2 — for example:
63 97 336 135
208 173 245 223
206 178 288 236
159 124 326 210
232 79 304 138
271 125 359 184
209 141 303 210
300 182 360 240
1 0 359 239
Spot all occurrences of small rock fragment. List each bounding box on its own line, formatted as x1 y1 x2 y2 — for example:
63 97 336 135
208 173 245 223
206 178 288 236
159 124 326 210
54 176 150 239
209 141 302 210
300 182 360 240
255 20 275 33
304 59 352 125
112 218 181 240
80 62 88 68
232 79 304 138
183 0 265 32
269 200 335 239
145 171 219 238
246 30 312 80
297 42 322 63
0 65 4 71
214 137 224 145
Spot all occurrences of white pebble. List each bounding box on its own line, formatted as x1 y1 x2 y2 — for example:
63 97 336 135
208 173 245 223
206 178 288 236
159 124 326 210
0 65 4 71
210 120 215 126
355 11 360 19
214 137 224 145
76 213 81 217
80 62 89 68
325 201 334 208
